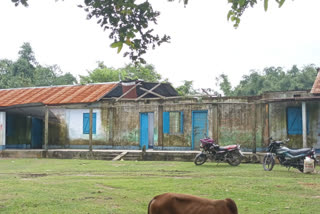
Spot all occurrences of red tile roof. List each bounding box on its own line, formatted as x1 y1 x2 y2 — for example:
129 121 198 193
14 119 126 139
311 71 320 94
0 83 118 107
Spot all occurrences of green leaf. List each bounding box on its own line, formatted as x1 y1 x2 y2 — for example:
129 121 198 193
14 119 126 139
110 42 124 54
264 0 268 11
279 0 285 8
239 0 246 7
110 42 122 49
117 43 123 54
227 10 234 20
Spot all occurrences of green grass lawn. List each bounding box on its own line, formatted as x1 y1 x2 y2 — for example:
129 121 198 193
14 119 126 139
0 159 319 214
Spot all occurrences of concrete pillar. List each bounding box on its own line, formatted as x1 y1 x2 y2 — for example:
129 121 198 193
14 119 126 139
44 107 49 151
89 108 93 152
302 102 307 148
0 112 6 150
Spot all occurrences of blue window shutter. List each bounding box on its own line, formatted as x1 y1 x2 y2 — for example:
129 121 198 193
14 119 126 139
287 107 302 135
83 113 89 134
83 113 96 134
163 112 170 134
180 111 184 133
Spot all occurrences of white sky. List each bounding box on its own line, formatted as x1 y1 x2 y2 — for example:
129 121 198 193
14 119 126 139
0 0 320 90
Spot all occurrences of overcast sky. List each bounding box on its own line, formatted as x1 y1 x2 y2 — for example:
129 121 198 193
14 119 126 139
0 0 320 90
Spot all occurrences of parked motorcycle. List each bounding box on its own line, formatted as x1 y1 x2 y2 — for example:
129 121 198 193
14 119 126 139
263 137 318 172
194 136 244 166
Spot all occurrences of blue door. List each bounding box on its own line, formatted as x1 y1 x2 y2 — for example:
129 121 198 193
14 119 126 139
140 112 154 149
31 118 43 149
287 107 309 135
140 113 149 149
192 111 208 150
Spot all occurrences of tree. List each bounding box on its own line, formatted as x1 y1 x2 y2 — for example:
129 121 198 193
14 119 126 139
217 74 233 96
221 65 318 96
79 63 124 84
120 64 161 82
33 65 77 86
175 80 197 96
18 42 36 65
80 62 162 84
0 42 77 88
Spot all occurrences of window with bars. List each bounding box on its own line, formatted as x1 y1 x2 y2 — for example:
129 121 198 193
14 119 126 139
163 111 184 134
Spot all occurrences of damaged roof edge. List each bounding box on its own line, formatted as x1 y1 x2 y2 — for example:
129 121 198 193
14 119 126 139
0 102 45 110
96 82 120 102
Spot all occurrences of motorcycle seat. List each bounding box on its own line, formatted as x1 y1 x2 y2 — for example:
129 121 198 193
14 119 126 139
286 148 311 156
218 145 237 151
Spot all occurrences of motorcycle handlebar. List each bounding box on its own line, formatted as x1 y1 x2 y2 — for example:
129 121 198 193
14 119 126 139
269 137 290 144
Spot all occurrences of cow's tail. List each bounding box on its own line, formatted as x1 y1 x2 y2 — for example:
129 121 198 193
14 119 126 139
225 198 238 214
147 198 155 214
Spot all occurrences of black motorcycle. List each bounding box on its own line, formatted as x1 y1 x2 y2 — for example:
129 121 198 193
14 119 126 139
194 136 244 166
263 138 318 172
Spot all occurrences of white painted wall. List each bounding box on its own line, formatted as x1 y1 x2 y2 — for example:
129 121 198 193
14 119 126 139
0 112 6 149
65 109 106 140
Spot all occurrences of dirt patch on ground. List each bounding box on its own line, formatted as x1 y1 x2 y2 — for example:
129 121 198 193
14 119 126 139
298 182 320 191
158 169 192 174
20 173 48 178
298 182 320 187
96 184 117 190
111 163 126 167
72 173 106 177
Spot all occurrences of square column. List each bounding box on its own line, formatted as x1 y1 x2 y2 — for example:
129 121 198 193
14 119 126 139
0 112 6 150
302 102 307 148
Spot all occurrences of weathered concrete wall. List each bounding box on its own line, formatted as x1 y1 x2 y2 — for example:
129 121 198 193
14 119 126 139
6 90 320 152
215 101 268 152
48 98 269 151
111 104 146 148
49 108 109 148
162 103 210 149
268 101 319 149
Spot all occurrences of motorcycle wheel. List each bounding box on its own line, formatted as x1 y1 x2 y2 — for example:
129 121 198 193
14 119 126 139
226 152 242 166
263 154 275 171
194 154 207 165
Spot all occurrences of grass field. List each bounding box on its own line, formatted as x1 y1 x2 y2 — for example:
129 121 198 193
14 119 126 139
0 158 319 214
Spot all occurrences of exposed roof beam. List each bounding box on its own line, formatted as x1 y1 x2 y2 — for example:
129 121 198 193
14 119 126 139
139 87 165 99
135 82 162 101
116 82 141 102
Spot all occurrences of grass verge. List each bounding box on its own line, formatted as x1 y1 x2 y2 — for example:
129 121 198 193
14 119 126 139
0 159 319 214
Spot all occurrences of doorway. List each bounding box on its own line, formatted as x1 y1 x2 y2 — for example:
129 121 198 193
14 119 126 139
31 118 43 149
140 112 154 149
192 110 208 150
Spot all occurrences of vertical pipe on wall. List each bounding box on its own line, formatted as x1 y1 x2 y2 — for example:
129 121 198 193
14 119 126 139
302 102 307 148
158 105 163 148
89 108 93 152
252 104 257 153
108 107 114 145
44 107 49 151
